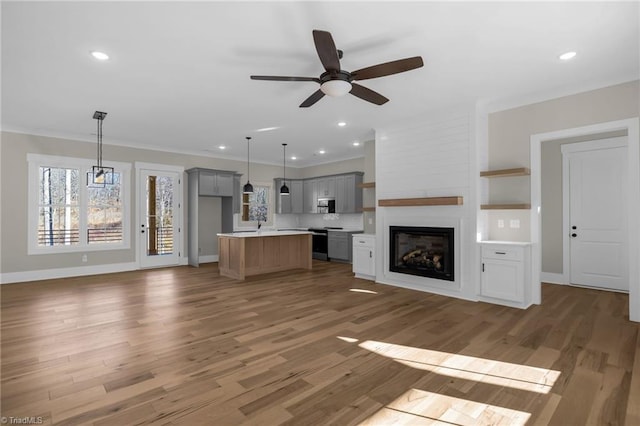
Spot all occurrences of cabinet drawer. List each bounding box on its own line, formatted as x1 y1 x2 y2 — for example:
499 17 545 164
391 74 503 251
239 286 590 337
353 236 374 247
481 246 522 261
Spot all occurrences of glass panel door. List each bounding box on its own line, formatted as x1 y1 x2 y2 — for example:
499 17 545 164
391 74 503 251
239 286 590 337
139 169 180 268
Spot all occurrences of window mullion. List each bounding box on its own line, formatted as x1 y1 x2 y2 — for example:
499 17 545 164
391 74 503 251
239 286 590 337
79 164 89 247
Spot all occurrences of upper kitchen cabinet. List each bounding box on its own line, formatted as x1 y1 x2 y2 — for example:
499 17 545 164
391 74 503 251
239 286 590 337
303 179 317 213
336 173 363 213
275 179 303 214
198 169 235 197
315 176 336 199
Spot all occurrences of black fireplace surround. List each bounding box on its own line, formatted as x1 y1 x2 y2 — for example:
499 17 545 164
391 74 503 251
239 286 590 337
389 226 454 281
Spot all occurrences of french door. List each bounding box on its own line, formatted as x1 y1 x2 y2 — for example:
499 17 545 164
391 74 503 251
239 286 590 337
137 164 183 268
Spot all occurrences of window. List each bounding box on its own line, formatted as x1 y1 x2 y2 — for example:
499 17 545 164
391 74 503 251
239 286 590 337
28 154 130 254
241 183 272 225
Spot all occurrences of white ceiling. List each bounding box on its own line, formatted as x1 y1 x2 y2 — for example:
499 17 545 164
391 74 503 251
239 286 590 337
2 1 638 168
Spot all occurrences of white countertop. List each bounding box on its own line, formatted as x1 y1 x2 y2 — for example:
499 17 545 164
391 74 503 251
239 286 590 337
218 230 312 238
326 228 364 233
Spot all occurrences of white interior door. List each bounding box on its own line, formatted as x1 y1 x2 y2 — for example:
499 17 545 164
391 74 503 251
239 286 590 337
564 138 627 291
138 168 182 268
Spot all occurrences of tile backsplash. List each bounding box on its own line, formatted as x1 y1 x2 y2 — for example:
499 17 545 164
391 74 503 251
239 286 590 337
275 213 363 229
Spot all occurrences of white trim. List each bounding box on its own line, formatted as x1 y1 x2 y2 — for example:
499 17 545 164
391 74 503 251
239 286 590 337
561 137 628 290
27 154 132 255
485 78 639 114
199 255 219 263
0 262 138 285
135 163 185 269
531 118 640 322
540 272 566 285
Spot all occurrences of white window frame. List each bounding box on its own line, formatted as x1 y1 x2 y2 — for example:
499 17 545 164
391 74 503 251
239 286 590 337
27 153 131 255
239 181 274 228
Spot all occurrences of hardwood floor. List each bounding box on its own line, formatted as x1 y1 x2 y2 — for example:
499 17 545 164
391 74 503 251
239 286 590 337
1 261 639 425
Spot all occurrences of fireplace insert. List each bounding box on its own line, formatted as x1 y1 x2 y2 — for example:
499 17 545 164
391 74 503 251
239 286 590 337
389 226 454 281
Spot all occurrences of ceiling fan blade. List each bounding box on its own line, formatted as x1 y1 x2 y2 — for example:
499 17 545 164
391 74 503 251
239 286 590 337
313 30 341 72
351 56 424 81
251 75 321 83
299 89 325 108
349 83 389 105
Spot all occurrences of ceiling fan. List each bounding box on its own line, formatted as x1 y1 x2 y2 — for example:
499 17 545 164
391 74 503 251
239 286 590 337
250 30 424 108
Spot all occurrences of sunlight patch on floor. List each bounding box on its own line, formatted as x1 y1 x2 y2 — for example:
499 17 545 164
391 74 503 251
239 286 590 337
359 340 560 394
359 388 531 426
349 288 378 294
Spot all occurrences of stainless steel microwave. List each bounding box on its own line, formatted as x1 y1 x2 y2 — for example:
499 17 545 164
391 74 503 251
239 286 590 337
317 198 336 213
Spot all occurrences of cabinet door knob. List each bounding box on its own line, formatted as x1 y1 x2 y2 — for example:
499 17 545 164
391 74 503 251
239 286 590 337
571 233 577 238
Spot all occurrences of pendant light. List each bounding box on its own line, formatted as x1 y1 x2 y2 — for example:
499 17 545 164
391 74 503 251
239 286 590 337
88 111 114 187
242 136 254 194
280 143 289 196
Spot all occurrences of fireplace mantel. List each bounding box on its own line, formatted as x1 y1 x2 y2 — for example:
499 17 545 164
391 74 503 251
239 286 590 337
378 196 463 207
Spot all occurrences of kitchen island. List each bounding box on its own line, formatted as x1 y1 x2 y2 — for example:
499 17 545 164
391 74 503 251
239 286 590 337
217 231 312 280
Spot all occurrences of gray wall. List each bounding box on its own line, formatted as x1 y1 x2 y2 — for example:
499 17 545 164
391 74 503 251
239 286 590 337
1 131 364 274
487 80 639 272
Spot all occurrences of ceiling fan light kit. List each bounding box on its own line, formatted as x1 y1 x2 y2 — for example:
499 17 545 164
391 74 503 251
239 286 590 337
320 79 352 97
250 29 423 108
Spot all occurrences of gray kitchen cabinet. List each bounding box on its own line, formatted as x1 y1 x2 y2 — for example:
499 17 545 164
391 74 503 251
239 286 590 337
303 179 317 213
275 179 303 214
290 180 303 213
335 173 363 213
316 176 336 198
328 230 362 263
198 170 234 196
186 168 240 267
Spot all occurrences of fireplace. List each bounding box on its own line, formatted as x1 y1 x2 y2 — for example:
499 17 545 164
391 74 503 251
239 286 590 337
389 226 454 281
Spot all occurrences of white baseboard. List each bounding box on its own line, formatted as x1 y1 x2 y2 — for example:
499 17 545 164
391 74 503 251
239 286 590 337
0 262 139 285
540 272 566 285
199 255 219 263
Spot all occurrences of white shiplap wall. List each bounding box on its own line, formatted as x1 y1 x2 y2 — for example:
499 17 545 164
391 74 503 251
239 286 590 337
375 108 480 301
376 113 470 200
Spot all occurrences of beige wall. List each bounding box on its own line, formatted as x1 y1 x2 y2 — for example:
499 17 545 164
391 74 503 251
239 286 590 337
488 80 640 272
1 131 364 275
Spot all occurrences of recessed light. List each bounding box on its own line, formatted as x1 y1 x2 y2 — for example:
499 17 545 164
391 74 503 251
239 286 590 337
91 51 109 61
337 121 347 127
352 142 360 146
219 145 226 150
256 126 279 132
559 51 576 61
291 156 297 160
319 150 326 154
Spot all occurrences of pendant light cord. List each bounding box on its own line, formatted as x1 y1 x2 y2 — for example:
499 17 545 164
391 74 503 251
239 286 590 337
246 136 251 181
97 117 102 168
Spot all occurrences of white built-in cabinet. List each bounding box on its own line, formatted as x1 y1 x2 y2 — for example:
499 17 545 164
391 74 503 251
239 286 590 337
479 241 532 308
352 234 376 280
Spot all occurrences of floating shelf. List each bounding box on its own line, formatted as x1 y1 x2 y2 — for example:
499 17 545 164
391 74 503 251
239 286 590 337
480 167 530 178
378 196 463 207
358 182 376 189
481 203 531 210
361 207 376 212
